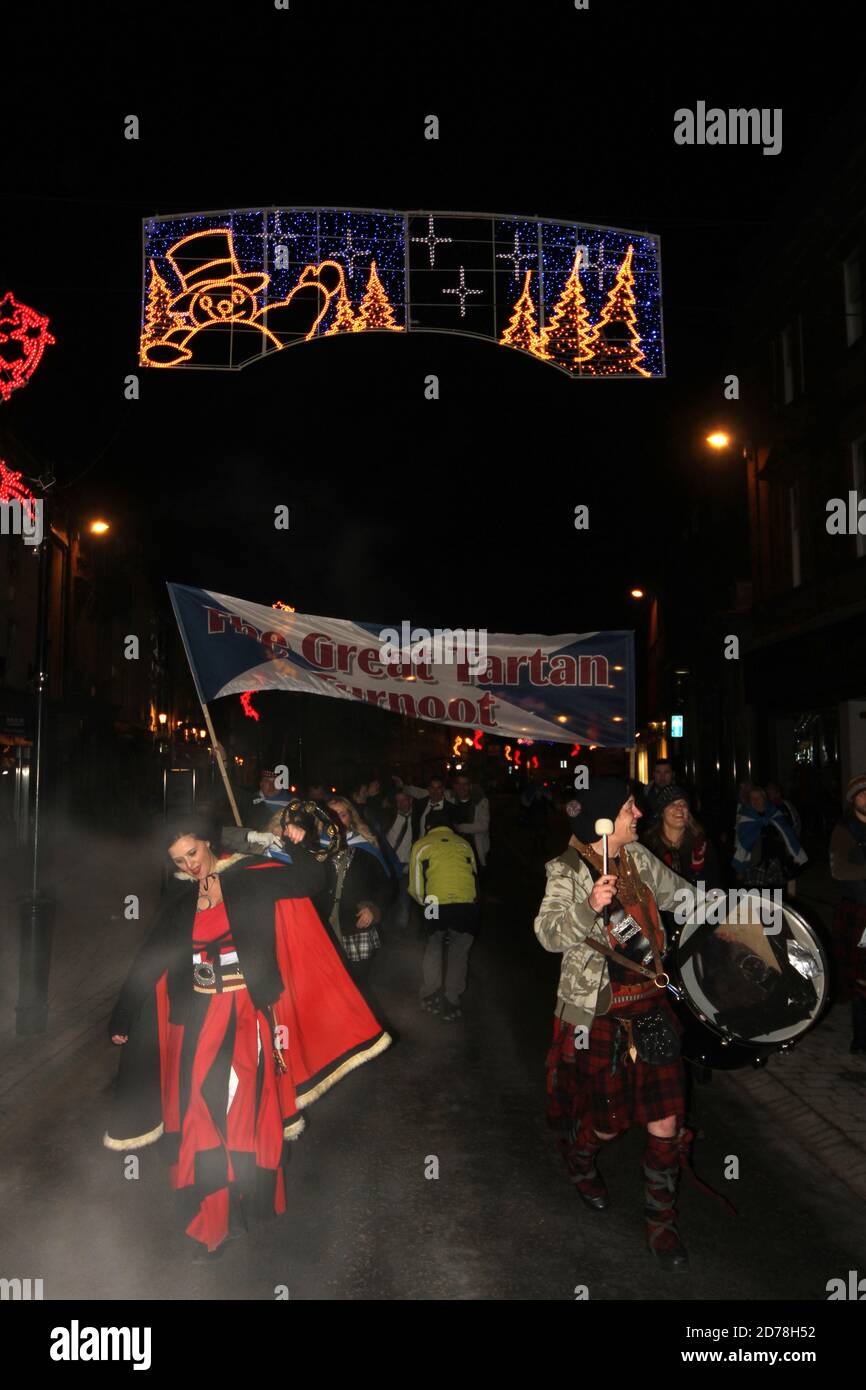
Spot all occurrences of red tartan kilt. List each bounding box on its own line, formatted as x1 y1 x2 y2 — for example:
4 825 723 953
546 994 686 1135
831 899 866 1001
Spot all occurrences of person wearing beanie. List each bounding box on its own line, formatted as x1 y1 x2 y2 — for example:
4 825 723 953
643 785 723 894
534 777 722 1273
830 774 866 1052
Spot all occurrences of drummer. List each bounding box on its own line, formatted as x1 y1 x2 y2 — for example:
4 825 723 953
535 777 717 1273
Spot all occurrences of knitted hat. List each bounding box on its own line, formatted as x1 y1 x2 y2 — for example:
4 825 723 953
656 784 689 813
846 774 866 803
566 777 629 843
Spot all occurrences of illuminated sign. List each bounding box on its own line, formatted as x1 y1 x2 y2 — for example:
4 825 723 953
140 210 664 379
671 715 684 738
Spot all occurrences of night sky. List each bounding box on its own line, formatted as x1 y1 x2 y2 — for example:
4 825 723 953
2 3 852 639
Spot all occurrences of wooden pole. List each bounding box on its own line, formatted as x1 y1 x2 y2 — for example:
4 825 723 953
200 700 242 826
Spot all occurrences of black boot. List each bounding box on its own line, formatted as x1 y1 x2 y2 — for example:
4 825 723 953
566 1112 611 1211
644 1132 689 1271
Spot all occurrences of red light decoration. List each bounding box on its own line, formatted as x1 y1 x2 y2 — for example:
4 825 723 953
570 743 582 757
240 691 260 721
0 293 55 401
471 729 484 750
0 459 35 506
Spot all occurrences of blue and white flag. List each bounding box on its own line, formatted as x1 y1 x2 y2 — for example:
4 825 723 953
168 583 635 746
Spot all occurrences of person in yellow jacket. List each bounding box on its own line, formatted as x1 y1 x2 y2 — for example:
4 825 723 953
409 825 478 1021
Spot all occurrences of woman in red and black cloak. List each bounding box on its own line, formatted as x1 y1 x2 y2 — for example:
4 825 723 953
104 813 391 1258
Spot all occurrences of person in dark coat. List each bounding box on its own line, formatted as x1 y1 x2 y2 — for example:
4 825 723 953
318 797 395 984
643 785 723 892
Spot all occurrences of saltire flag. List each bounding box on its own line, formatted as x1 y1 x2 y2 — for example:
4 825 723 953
168 584 635 746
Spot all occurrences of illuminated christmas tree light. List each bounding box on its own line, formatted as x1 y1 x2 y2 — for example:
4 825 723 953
353 261 402 331
499 269 548 357
141 261 183 357
325 279 357 335
583 244 651 377
536 248 594 373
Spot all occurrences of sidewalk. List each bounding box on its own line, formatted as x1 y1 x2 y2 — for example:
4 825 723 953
720 863 866 1204
0 814 161 1140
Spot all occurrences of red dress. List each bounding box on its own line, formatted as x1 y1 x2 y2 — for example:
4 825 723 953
106 855 391 1254
160 900 289 1251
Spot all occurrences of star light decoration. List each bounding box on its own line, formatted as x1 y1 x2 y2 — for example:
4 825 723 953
411 214 453 267
496 230 534 281
443 265 483 317
0 293 56 401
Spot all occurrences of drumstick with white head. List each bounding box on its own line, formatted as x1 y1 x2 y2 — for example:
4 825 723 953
595 818 615 926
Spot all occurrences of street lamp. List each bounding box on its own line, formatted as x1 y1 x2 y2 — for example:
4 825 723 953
88 519 110 535
630 587 645 599
706 431 730 450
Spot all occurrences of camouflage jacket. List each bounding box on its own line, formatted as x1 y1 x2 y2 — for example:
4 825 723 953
533 838 696 1028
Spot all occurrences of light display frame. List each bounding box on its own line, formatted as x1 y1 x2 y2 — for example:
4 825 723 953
140 207 665 379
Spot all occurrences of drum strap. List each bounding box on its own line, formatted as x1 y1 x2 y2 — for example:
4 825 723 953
558 847 670 991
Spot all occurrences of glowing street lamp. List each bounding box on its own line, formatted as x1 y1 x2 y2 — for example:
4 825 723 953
705 431 730 450
88 519 110 535
630 587 645 599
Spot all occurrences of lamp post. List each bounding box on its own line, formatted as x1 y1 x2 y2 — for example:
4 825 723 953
16 496 54 1034
16 514 112 1034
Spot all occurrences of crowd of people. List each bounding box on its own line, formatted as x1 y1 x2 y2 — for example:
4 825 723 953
103 748 866 1264
630 758 866 1055
191 765 494 1023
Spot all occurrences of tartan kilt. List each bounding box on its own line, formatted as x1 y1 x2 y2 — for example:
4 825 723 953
831 898 866 1001
546 994 686 1137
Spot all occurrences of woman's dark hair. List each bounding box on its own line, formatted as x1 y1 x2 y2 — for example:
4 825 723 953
161 813 221 858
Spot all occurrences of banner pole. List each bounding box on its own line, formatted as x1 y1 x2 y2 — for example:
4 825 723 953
201 700 242 826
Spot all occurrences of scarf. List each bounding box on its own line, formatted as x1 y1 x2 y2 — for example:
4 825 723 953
732 804 806 868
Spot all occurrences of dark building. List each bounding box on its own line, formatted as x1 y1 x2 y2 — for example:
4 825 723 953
735 106 866 839
0 432 195 836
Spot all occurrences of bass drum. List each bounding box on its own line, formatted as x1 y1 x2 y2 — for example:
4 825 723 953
670 896 829 1070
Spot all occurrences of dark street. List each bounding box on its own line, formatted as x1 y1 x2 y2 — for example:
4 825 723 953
1 802 863 1302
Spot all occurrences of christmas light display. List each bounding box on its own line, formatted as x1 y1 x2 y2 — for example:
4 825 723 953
140 209 664 378
0 293 55 401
